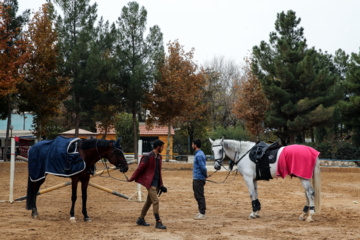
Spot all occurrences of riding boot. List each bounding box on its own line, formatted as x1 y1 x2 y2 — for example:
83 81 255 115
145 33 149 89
136 217 150 226
155 220 167 229
154 214 166 229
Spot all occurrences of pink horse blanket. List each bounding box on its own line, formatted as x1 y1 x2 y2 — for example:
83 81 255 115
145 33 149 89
277 145 320 179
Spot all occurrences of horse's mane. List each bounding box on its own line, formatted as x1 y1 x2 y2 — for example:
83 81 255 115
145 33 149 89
80 139 114 150
223 139 255 152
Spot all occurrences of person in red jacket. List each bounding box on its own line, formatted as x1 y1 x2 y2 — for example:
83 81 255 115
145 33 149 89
128 139 167 230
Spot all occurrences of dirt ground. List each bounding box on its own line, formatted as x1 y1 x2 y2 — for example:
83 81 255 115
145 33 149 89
0 162 360 240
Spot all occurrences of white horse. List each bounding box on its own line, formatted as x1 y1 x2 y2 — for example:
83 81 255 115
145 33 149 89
209 138 321 222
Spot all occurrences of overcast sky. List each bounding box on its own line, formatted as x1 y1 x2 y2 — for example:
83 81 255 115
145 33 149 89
17 0 360 65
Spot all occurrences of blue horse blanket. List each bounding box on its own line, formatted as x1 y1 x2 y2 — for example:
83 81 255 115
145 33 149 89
28 136 86 182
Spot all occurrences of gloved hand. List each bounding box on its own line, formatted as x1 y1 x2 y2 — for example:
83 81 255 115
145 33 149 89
229 161 234 171
157 186 167 197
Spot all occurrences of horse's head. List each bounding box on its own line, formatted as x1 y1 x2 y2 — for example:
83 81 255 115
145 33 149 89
108 138 128 173
209 137 225 170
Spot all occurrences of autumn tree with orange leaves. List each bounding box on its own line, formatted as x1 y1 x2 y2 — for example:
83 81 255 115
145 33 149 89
232 58 270 140
0 1 29 160
145 40 207 161
18 3 69 139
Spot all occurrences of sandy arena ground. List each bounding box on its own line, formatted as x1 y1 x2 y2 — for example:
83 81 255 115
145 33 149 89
0 162 360 240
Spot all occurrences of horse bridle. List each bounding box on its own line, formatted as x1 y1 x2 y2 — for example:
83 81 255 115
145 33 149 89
212 144 225 166
96 139 129 182
207 142 250 184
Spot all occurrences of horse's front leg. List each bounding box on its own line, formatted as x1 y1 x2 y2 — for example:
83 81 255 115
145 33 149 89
244 176 261 219
81 175 91 222
28 179 44 219
253 180 261 218
70 178 78 223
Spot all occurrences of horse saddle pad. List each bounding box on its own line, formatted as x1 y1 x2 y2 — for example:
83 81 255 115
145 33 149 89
249 141 282 181
28 136 85 182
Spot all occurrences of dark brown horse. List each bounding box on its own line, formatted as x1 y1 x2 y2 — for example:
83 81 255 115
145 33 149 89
26 138 128 222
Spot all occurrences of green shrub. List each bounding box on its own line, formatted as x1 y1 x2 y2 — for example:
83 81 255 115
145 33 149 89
334 142 360 160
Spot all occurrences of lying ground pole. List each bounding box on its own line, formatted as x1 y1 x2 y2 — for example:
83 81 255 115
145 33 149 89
14 166 129 201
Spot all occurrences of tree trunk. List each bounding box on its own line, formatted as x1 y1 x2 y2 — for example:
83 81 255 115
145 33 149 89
289 132 295 145
187 123 195 154
37 123 42 142
310 127 315 143
166 123 171 162
302 130 306 143
102 128 107 140
132 109 138 160
3 96 11 161
75 110 79 138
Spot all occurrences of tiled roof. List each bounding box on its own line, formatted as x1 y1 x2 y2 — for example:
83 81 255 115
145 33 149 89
60 128 97 135
96 122 174 136
139 124 175 136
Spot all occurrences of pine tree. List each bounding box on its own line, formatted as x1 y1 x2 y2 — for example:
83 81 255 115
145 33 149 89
253 10 341 144
338 51 360 146
54 0 98 136
88 18 119 139
115 1 164 159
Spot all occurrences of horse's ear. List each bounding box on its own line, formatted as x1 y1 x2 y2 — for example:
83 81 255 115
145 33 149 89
115 137 121 146
209 138 214 145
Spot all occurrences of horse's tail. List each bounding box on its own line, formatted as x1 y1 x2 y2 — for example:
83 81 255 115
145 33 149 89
313 157 321 213
26 176 34 210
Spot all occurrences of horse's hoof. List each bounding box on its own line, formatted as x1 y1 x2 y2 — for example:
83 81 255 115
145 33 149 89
255 212 260 218
69 217 76 223
31 208 38 219
306 217 314 223
299 212 307 221
249 213 256 219
84 217 91 222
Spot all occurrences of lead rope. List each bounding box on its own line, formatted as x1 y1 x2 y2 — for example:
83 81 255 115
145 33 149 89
206 146 251 184
206 168 238 184
206 153 238 184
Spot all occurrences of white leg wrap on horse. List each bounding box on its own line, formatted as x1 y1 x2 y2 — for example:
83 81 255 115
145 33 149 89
255 211 260 218
249 212 256 219
69 217 76 223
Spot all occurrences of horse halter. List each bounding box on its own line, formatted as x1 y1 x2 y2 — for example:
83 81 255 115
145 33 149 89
95 139 129 181
96 140 127 170
212 144 225 164
111 144 127 167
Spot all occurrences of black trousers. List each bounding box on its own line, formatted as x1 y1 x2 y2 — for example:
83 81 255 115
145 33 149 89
193 179 206 214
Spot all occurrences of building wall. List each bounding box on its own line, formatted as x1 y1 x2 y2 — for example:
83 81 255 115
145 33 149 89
0 113 34 130
151 135 173 157
96 134 173 156
96 134 116 141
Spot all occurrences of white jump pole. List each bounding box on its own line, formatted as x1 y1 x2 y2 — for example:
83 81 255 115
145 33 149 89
9 133 15 203
128 140 145 202
137 140 143 201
